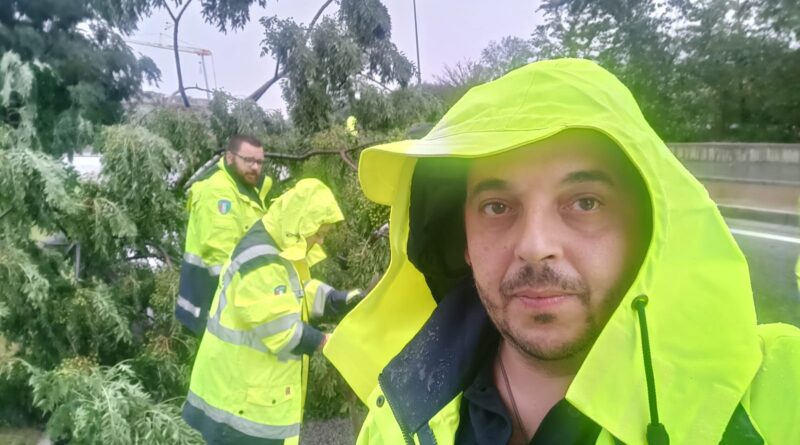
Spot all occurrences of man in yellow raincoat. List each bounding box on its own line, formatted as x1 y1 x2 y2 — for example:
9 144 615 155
176 135 273 335
183 178 362 444
325 59 800 444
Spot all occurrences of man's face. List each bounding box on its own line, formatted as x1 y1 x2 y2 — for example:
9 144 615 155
464 132 650 361
226 142 264 186
306 224 334 250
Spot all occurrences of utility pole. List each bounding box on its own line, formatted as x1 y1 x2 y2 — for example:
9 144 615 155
413 0 422 85
126 39 215 99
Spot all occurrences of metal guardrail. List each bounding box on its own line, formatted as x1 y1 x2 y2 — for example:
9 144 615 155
668 142 800 164
718 205 799 227
696 175 800 187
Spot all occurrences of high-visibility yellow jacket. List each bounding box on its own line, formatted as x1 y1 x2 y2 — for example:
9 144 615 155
326 59 800 444
176 159 272 335
183 178 345 444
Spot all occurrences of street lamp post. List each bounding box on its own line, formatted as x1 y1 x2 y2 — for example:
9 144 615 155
413 0 422 85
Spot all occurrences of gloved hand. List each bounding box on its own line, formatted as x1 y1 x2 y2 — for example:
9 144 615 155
355 274 381 303
325 275 381 316
345 289 364 305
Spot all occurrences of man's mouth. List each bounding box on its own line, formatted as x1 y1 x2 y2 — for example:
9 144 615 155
510 288 577 310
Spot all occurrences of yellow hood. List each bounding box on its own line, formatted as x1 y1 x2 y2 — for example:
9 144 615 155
327 58 762 444
263 178 344 262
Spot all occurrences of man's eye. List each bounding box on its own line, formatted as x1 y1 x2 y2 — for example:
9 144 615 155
573 197 600 211
481 202 510 216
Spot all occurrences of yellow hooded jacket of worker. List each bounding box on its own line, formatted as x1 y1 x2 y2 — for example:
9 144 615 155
176 158 272 335
183 178 344 444
325 59 800 444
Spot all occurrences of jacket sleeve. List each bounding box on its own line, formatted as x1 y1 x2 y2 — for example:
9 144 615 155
230 263 325 357
177 186 246 335
304 279 362 320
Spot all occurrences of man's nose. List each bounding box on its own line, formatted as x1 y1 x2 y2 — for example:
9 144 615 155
513 207 563 264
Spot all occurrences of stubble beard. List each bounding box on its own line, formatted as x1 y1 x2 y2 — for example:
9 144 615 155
475 263 602 362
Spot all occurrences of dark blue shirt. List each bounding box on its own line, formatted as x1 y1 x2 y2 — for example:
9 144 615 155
455 346 602 445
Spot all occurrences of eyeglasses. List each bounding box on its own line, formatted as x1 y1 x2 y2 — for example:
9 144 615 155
230 151 265 168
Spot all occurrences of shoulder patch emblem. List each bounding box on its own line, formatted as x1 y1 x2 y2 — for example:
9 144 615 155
273 285 287 295
217 199 232 214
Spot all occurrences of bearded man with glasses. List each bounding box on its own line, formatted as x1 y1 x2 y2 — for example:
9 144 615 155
176 135 273 335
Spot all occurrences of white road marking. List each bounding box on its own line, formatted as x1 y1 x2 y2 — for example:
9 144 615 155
730 228 800 245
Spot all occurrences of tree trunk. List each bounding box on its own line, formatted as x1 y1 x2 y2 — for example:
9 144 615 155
173 17 190 107
165 0 194 108
247 70 284 102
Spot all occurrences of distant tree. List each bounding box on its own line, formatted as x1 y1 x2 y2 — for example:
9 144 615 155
430 36 538 108
670 0 800 140
514 0 800 141
350 84 443 132
480 36 536 79
0 0 161 158
0 50 201 443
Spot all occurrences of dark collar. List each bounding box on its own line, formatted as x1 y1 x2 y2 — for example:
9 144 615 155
378 278 498 435
222 159 263 207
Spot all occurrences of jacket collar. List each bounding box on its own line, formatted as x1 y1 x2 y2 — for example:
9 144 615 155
376 278 764 445
378 278 497 435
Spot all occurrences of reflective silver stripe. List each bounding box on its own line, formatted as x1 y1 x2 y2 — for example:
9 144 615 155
283 259 303 297
223 245 281 287
216 245 281 318
186 390 299 439
277 351 302 362
176 295 201 318
279 320 303 354
276 322 304 362
183 252 223 276
206 314 301 353
312 282 334 319
252 313 301 339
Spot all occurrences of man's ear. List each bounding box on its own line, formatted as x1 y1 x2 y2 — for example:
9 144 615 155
464 246 471 266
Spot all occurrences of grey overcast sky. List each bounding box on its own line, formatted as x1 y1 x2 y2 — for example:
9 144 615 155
129 1 545 112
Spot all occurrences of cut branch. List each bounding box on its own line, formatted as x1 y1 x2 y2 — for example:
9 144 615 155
339 150 358 171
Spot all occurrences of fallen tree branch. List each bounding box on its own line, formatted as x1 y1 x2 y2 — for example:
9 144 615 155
146 243 174 269
170 86 215 97
184 139 389 191
339 150 358 171
262 149 344 161
357 73 392 92
261 139 385 164
178 151 224 191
